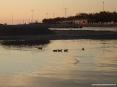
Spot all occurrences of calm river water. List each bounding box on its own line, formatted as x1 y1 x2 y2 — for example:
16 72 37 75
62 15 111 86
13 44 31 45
0 39 117 87
50 27 117 31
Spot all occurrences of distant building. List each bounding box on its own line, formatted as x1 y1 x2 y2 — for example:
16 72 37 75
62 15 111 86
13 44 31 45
74 19 88 26
58 19 88 25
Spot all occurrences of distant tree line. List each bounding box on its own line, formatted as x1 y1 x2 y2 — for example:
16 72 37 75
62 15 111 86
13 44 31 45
42 11 117 24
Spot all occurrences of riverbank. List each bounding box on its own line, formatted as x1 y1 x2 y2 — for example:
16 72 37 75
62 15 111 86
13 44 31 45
0 23 53 36
0 30 117 40
84 23 117 27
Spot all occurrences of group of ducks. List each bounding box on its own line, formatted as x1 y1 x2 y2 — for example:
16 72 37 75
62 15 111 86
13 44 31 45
53 48 85 53
38 47 43 50
37 47 85 52
53 49 68 52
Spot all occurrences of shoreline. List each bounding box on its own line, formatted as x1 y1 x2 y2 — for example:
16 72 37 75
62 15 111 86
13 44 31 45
84 24 117 27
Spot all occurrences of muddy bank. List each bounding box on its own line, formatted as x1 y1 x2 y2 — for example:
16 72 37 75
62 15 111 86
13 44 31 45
53 30 117 40
0 30 117 40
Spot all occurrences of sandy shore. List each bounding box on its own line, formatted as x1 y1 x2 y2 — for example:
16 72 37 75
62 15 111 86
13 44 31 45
0 30 117 40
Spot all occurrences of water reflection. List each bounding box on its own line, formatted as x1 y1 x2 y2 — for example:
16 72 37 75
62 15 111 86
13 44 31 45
50 27 117 32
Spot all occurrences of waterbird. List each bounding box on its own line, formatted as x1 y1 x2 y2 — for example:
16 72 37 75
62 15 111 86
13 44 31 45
38 47 43 50
58 49 62 52
82 48 85 51
64 49 68 52
53 50 58 52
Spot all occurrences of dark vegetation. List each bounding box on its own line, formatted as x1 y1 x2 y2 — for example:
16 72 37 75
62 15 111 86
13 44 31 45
0 40 50 46
42 11 117 24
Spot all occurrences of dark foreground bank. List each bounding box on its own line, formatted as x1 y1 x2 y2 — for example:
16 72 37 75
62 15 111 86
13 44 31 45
0 30 117 40
0 23 117 40
0 23 53 35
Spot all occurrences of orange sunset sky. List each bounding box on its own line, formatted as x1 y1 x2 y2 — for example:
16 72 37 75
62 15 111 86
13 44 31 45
0 0 117 24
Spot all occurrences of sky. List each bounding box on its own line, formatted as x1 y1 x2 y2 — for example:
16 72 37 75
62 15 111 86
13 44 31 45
0 0 117 24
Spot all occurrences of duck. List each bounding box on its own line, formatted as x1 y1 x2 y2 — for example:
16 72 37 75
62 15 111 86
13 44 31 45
64 49 68 52
82 48 85 51
53 50 58 52
38 47 43 50
58 49 62 52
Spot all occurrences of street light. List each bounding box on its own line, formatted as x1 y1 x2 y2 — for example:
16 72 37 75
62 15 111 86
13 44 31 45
31 9 34 23
102 1 105 11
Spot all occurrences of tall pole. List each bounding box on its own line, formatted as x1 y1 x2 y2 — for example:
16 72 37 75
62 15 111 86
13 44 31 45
31 9 34 23
65 8 67 17
53 12 55 18
12 15 14 25
46 12 48 19
103 1 105 11
37 10 39 22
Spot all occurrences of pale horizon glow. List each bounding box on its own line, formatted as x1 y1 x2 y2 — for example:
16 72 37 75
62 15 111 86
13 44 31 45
0 0 117 24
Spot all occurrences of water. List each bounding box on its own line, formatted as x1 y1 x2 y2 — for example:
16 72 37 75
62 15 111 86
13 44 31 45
0 39 117 87
50 27 117 31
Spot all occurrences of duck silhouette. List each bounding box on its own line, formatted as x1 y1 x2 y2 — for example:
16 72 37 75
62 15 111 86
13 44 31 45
82 48 85 51
38 47 43 50
64 49 68 52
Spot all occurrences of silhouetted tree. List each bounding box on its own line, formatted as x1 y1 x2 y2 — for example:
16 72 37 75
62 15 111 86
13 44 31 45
42 11 117 24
